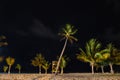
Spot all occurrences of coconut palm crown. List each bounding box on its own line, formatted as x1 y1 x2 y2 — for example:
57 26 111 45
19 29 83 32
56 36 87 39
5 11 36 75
59 24 78 43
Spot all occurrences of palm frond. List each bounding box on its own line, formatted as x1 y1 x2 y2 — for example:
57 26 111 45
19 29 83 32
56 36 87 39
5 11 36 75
68 36 78 42
86 43 91 56
59 24 77 43
76 53 91 63
70 28 77 35
94 52 103 59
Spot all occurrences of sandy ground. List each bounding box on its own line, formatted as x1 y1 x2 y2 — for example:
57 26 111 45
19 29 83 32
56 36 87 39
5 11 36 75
0 73 120 80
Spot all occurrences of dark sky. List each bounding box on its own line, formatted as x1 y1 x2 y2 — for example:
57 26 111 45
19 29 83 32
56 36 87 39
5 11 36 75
0 0 120 73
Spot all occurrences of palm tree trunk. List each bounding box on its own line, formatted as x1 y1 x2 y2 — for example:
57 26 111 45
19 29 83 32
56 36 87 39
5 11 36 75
101 66 104 73
109 63 114 74
91 63 94 74
55 38 68 75
8 65 11 74
39 66 41 74
45 69 47 74
19 69 21 73
61 67 64 75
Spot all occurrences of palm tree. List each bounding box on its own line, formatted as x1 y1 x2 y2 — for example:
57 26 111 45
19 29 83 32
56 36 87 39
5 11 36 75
95 59 109 73
31 53 45 74
113 50 120 67
59 55 69 74
55 24 77 75
6 56 15 74
15 64 21 73
106 43 114 74
95 62 105 73
42 60 51 74
3 65 8 73
76 38 103 74
106 43 120 74
94 48 110 73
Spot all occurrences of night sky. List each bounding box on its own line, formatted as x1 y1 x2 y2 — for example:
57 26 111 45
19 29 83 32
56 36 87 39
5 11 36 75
0 0 120 73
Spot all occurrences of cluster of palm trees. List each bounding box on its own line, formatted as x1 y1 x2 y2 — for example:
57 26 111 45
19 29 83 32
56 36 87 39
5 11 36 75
1 24 120 75
56 24 120 74
0 35 21 74
31 54 51 74
76 39 120 74
2 56 21 74
31 53 69 74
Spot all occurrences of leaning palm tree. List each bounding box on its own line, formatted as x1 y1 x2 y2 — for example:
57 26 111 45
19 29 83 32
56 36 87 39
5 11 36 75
15 64 21 73
6 56 15 74
59 55 69 75
55 24 77 75
31 53 45 74
76 38 103 74
42 60 51 74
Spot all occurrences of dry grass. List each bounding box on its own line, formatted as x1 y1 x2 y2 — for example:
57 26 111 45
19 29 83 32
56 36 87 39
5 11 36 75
0 73 120 80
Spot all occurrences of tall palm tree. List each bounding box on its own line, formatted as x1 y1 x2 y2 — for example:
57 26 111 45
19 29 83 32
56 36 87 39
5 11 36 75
55 24 77 75
76 38 103 74
59 55 69 74
42 60 51 74
6 56 15 74
15 64 21 73
31 53 45 74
